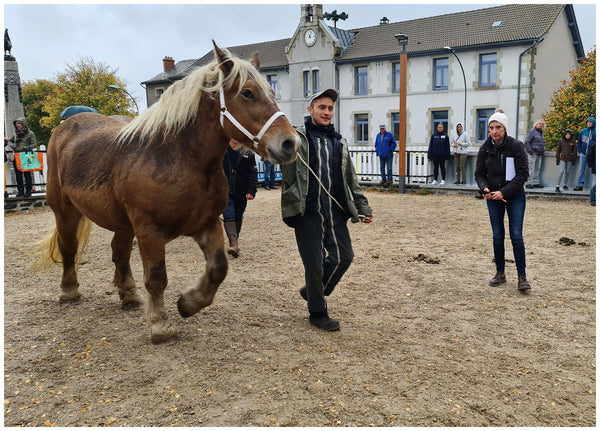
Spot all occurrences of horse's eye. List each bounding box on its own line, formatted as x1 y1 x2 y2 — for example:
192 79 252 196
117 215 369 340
241 89 253 99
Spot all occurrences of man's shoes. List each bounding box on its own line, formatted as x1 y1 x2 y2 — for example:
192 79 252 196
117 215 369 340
525 184 534 189
533 184 543 188
440 180 446 185
574 186 583 191
489 271 506 286
563 185 569 191
309 310 340 331
299 286 307 301
555 186 561 192
517 275 531 292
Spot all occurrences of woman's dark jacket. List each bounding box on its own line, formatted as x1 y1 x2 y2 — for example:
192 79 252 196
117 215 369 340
475 135 529 199
223 147 258 197
427 131 451 159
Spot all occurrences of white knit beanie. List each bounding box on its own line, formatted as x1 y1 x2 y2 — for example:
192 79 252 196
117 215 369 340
488 108 508 132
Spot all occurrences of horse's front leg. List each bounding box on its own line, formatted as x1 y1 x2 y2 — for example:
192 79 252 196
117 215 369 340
177 219 228 318
111 231 143 309
136 232 177 344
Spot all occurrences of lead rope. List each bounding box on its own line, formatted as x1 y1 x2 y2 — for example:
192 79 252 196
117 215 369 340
296 153 345 212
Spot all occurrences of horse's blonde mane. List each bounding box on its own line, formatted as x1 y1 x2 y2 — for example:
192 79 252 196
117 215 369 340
115 48 273 147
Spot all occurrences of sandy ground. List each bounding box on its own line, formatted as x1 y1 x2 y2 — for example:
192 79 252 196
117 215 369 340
3 189 596 427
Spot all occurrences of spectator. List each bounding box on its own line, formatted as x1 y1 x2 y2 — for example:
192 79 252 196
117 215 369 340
222 139 258 258
374 124 396 187
281 89 373 331
574 117 596 191
452 122 471 185
524 119 546 188
427 123 451 185
587 143 595 206
263 159 276 190
554 128 577 192
475 108 531 292
5 117 37 197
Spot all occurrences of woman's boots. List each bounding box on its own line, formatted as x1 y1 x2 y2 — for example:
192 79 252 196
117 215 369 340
224 221 240 258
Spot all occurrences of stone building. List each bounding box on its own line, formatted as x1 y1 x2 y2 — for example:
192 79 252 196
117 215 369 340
141 4 585 147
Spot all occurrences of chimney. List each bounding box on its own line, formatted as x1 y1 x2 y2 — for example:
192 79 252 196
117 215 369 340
162 56 175 71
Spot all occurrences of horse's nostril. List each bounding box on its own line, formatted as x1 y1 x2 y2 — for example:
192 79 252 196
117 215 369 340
282 138 298 154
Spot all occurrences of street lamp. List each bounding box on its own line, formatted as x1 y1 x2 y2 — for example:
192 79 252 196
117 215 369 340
395 33 408 194
108 84 139 116
443 46 467 127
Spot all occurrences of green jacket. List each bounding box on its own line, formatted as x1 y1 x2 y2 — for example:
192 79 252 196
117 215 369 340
6 117 38 153
281 125 372 224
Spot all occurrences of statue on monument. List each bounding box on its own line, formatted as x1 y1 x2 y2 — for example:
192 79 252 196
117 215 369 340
5 28 14 60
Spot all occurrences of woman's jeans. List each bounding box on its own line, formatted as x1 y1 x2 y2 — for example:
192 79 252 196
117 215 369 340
223 195 247 222
486 191 526 276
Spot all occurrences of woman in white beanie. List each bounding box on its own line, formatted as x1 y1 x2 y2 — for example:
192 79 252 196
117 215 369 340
474 109 531 292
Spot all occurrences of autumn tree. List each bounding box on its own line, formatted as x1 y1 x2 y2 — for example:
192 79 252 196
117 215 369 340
543 47 596 150
22 57 136 142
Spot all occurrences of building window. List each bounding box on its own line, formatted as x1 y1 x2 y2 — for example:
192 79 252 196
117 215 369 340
303 71 310 98
155 88 164 99
433 58 448 90
392 62 400 93
355 114 369 143
312 70 320 94
392 112 399 141
355 66 368 95
267 74 278 99
476 108 497 141
431 110 448 135
479 53 497 87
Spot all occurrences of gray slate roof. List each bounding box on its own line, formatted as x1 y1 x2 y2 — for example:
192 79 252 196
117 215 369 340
143 4 573 84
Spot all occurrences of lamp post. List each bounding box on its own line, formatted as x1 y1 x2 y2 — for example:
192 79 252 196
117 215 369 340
443 46 467 127
108 84 139 116
395 33 408 193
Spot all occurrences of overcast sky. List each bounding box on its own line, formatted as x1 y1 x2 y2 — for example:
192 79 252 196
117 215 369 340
3 2 597 111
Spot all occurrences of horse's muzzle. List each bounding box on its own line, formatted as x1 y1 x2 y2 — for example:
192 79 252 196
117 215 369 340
268 137 300 164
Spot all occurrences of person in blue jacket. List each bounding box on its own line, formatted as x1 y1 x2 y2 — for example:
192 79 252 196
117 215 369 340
374 124 396 187
574 117 595 191
427 123 451 185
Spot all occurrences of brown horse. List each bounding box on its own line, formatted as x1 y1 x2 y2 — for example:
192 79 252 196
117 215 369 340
35 43 300 344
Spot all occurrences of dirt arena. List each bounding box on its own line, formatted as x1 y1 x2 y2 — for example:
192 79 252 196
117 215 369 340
3 189 596 426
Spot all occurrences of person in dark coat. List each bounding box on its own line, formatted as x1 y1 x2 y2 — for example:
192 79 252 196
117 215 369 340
427 122 450 185
5 117 37 197
586 143 595 206
222 139 258 257
555 128 577 192
475 108 531 292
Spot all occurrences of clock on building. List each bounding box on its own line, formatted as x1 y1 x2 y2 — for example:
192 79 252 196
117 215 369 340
304 29 316 46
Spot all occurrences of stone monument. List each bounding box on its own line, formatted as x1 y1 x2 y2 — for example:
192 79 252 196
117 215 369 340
4 29 25 196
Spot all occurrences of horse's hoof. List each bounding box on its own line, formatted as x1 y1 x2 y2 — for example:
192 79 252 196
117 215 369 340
177 295 193 318
151 333 178 345
121 300 142 311
58 294 81 304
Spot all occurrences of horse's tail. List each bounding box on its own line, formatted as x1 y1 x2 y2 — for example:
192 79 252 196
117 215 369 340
32 217 93 270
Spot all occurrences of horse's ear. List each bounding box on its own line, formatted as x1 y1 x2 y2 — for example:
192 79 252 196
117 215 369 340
249 51 260 70
213 40 234 76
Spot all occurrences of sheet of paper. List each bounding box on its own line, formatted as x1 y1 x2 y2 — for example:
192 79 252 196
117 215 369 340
505 157 516 181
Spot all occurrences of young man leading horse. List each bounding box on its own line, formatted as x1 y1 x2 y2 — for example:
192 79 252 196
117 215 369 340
281 89 373 331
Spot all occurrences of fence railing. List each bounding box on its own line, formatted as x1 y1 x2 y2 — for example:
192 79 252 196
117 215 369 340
4 147 431 196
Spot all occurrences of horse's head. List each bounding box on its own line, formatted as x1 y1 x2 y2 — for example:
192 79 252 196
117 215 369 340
214 42 300 164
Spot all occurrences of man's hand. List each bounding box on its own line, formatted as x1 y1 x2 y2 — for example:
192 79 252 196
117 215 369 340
360 215 373 224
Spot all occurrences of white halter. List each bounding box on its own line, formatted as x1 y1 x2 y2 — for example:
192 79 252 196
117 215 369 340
218 71 286 149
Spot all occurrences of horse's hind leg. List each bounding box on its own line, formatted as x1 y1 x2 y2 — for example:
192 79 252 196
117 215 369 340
177 219 228 318
111 231 143 309
136 232 176 344
54 211 87 303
